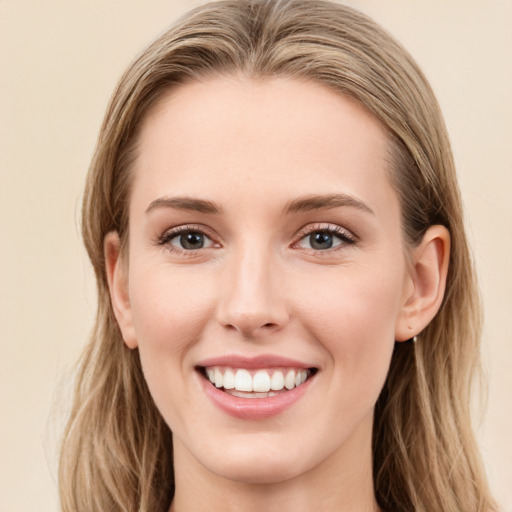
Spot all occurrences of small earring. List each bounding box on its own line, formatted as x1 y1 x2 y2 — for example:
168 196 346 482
405 335 417 344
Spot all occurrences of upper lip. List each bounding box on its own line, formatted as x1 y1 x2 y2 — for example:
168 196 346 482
196 354 317 370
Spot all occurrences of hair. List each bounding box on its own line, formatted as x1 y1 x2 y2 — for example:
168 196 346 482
59 1 497 511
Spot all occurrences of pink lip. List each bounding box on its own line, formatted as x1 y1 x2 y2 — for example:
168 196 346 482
200 373 314 420
196 354 315 370
196 354 318 420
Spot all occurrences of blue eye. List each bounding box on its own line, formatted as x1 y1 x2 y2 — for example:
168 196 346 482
309 231 336 250
159 228 216 251
296 227 355 251
174 232 206 250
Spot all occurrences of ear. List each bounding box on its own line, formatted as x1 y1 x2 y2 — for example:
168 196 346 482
104 231 138 349
395 225 450 342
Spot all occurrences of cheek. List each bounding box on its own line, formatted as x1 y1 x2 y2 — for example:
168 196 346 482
292 261 404 393
126 263 217 406
297 261 403 334
129 262 215 350
125 264 219 433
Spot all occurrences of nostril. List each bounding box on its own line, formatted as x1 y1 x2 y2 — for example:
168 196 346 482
222 319 282 337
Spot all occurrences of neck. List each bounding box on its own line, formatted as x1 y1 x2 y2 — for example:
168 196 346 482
169 416 379 512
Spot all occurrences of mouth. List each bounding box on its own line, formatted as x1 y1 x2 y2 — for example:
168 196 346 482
197 366 318 399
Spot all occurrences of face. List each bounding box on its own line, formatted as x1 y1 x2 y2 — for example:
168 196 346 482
110 77 416 485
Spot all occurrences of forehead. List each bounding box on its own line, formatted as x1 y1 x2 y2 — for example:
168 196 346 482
131 76 395 216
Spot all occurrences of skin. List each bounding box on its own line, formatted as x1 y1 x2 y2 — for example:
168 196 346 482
105 77 449 512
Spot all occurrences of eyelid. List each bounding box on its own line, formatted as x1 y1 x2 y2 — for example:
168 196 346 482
157 224 221 252
155 222 357 255
292 223 357 250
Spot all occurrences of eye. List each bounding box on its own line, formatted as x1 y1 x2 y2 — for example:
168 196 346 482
295 226 356 251
158 226 217 252
309 231 338 250
172 231 210 250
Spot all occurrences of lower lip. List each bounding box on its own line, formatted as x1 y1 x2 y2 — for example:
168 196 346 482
200 374 314 420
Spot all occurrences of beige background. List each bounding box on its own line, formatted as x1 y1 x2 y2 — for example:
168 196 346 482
0 1 510 510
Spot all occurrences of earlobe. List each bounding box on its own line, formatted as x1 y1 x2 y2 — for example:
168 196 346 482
395 225 450 342
104 231 138 349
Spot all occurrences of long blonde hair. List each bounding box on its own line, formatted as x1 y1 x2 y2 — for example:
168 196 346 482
59 1 497 511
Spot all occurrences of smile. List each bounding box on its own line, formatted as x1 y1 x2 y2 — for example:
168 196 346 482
203 367 313 398
196 357 318 419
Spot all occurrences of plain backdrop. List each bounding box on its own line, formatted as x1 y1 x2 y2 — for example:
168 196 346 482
0 1 511 511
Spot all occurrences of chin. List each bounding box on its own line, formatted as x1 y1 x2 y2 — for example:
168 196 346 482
211 457 304 485
199 435 311 485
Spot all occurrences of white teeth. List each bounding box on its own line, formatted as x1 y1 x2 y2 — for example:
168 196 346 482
284 370 296 390
270 371 284 391
227 390 279 399
204 366 312 394
214 367 223 388
252 370 271 392
223 368 235 389
235 369 253 392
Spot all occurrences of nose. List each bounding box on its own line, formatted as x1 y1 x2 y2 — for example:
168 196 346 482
215 245 289 338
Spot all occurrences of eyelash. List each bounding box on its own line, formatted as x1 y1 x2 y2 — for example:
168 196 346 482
293 224 357 253
156 223 357 255
157 224 218 256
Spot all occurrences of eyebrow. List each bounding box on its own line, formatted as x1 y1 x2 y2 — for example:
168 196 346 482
283 193 375 216
145 193 374 216
145 196 223 215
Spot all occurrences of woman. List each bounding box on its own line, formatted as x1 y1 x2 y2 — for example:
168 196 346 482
59 1 498 511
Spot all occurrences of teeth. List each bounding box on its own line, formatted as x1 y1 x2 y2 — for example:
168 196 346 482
235 369 253 392
253 370 271 392
214 367 223 388
204 366 312 394
223 368 235 389
295 370 307 387
270 371 284 391
227 390 279 399
284 370 295 390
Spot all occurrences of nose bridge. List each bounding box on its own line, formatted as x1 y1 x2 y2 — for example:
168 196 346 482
216 237 288 336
